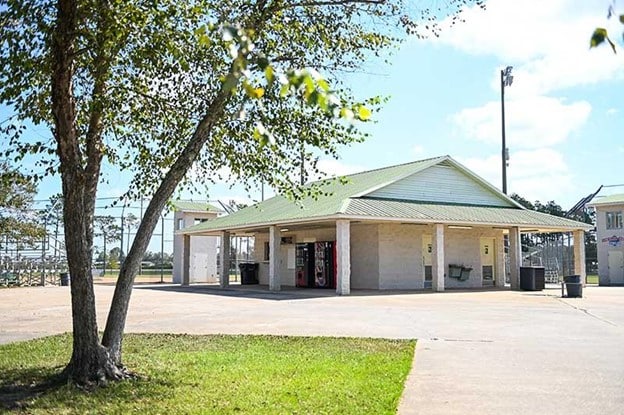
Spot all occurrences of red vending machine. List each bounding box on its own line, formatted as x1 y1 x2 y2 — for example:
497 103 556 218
296 242 336 289
313 242 336 289
295 243 314 287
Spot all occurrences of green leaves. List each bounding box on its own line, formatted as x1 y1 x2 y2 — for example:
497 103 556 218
590 6 624 54
590 27 616 53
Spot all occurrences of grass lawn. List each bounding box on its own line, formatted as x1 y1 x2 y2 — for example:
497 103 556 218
0 334 415 414
586 274 599 284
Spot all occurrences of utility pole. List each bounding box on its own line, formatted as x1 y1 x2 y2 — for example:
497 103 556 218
500 66 513 194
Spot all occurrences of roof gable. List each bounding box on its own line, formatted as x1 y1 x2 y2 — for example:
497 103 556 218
181 155 531 234
588 193 624 207
363 160 516 207
171 201 222 213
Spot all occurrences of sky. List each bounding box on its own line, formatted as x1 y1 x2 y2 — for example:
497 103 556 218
10 0 624 253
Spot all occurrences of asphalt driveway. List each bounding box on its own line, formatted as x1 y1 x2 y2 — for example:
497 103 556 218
1 284 622 414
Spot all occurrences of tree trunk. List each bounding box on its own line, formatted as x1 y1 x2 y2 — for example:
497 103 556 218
51 0 125 385
102 86 234 364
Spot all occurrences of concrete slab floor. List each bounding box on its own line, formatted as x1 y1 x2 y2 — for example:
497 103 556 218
0 284 622 414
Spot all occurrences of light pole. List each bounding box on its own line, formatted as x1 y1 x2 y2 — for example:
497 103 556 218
500 65 513 194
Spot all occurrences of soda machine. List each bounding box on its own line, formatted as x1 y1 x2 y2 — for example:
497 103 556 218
295 242 336 288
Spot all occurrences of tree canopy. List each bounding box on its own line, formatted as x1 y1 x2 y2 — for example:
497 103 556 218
0 161 45 243
0 0 483 385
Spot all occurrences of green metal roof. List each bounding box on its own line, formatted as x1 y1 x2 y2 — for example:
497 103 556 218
588 193 624 207
344 199 592 230
181 156 590 234
171 200 222 212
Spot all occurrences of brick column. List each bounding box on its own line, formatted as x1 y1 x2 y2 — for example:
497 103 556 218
574 230 586 287
336 220 351 295
432 224 445 292
269 226 280 291
495 233 506 288
509 227 521 290
219 231 230 288
182 234 191 286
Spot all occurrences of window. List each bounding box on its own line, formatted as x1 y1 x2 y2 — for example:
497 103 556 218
194 218 209 226
606 211 623 229
177 218 184 230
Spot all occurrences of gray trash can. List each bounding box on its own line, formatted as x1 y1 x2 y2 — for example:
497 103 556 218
60 272 70 286
564 275 582 298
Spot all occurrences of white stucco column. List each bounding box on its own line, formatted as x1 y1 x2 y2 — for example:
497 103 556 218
509 227 521 290
432 223 445 292
269 226 281 291
182 234 191 286
495 233 506 288
219 231 231 288
574 230 586 287
336 219 351 295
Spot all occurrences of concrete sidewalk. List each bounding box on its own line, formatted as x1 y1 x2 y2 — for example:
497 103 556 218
1 284 623 414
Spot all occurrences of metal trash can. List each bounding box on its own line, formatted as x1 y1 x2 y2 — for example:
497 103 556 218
564 275 582 298
60 272 70 286
239 263 259 285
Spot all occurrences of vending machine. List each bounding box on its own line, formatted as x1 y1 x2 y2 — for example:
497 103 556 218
295 243 314 287
295 242 336 289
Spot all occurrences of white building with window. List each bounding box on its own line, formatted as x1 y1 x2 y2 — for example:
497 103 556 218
172 202 222 284
588 194 624 285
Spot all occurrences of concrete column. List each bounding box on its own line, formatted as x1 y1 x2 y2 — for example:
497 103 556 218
574 230 586 287
336 220 351 295
182 234 190 286
219 231 231 288
495 233 506 288
269 226 280 291
509 227 521 290
431 223 445 292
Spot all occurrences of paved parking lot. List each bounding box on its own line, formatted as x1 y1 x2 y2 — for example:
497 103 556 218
1 284 623 414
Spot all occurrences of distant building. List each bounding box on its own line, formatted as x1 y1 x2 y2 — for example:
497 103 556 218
171 201 222 284
588 194 624 285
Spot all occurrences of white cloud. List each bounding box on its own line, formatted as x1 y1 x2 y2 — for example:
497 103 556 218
434 0 624 95
607 108 618 115
312 158 364 179
452 96 591 148
459 148 574 204
411 145 424 156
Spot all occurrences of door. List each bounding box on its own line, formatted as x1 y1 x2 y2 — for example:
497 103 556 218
423 235 432 289
480 238 495 286
608 250 624 284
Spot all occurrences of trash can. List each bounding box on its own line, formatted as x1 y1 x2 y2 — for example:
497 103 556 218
239 263 259 285
564 275 582 298
60 272 70 286
520 267 545 291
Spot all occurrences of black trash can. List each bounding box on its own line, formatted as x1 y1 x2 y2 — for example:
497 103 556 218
239 263 259 285
520 267 545 291
564 275 581 284
60 272 70 286
564 275 582 298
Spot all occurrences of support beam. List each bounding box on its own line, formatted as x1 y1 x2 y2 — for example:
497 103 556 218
432 224 445 292
509 227 521 290
182 234 190 286
495 233 506 288
336 220 351 295
574 230 586 287
219 231 231 288
269 226 280 291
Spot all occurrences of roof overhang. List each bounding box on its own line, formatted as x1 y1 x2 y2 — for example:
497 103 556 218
179 213 591 237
